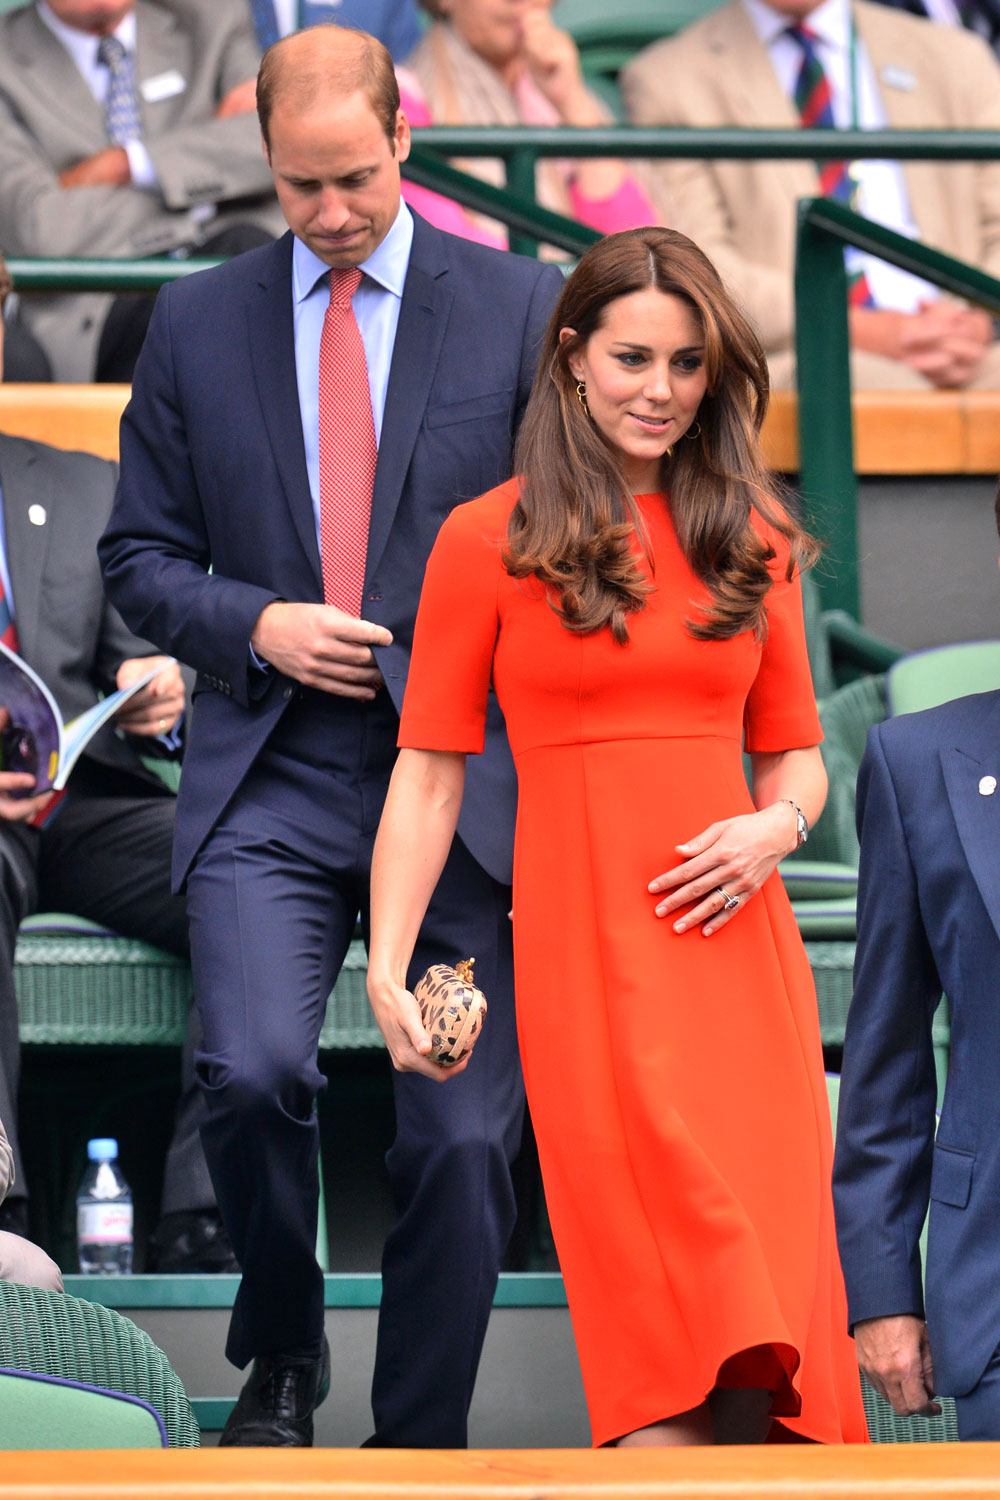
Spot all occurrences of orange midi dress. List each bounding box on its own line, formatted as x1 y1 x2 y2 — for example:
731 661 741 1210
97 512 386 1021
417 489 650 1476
399 480 868 1447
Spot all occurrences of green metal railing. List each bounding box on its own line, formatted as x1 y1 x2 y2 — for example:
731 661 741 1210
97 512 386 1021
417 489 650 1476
10 125 1000 615
795 198 1000 616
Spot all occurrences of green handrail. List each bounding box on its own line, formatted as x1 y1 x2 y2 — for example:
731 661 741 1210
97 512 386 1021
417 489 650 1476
794 197 1000 617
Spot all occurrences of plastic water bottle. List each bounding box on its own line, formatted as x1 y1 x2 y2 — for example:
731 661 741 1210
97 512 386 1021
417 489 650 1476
76 1138 133 1274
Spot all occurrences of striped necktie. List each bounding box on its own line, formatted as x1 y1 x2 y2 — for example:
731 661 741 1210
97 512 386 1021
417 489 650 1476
787 26 876 307
318 267 377 617
0 575 18 654
96 34 143 147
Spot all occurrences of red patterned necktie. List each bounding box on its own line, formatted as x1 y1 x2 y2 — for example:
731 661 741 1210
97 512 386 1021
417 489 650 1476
318 266 377 616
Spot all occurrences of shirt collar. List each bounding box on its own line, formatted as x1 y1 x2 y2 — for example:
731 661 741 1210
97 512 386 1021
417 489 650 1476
742 0 852 50
293 200 414 305
36 1 137 70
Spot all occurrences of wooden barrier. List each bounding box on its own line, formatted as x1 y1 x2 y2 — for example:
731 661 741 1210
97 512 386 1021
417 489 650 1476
4 1446 1000 1499
2 383 1000 476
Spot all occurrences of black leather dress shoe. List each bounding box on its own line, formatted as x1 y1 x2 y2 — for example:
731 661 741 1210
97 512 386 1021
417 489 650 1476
147 1210 240 1273
219 1336 330 1447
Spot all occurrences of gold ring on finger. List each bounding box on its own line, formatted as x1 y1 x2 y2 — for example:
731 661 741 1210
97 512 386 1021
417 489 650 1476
158 718 167 733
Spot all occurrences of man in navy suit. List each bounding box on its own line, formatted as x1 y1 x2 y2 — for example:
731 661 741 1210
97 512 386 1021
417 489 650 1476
834 488 1000 1439
99 23 561 1449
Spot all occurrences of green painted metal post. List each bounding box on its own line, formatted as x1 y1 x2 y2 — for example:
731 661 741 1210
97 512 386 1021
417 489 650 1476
794 200 859 620
505 147 540 259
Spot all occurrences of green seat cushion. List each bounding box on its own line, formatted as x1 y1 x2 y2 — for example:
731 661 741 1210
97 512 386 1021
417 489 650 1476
0 1368 167 1449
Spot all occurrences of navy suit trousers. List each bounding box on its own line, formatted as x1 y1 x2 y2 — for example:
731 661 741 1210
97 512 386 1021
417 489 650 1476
186 688 523 1446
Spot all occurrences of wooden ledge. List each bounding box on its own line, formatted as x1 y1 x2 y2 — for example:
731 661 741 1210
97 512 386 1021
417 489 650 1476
1 384 999 477
0 383 129 462
4 1446 1000 1499
763 389 1000 475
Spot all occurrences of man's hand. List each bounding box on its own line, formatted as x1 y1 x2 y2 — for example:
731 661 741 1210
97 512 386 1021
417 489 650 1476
59 147 131 188
851 302 993 389
0 708 53 823
854 1314 942 1418
112 657 185 737
215 77 258 119
251 602 392 699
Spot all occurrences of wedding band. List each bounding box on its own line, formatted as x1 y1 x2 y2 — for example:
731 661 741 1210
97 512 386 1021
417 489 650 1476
158 718 167 732
717 887 740 912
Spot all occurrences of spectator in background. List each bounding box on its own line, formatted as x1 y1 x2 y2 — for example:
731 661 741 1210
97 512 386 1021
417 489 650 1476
623 0 1000 391
0 250 234 1277
0 0 285 384
248 0 421 59
405 0 657 250
0 1115 61 1289
873 0 1000 60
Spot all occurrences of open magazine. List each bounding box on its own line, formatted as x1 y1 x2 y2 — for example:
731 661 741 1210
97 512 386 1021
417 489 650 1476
0 641 172 795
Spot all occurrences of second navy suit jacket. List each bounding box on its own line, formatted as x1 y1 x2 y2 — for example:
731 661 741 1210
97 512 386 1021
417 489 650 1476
0 432 176 791
99 215 563 889
833 691 1000 1398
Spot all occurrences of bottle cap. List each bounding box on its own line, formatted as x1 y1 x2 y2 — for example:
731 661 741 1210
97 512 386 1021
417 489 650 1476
86 1138 118 1162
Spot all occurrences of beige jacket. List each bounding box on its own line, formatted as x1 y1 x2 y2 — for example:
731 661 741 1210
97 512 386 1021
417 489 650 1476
622 1 1000 355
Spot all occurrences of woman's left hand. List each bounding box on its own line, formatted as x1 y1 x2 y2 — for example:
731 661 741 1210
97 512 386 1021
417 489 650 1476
648 802 799 936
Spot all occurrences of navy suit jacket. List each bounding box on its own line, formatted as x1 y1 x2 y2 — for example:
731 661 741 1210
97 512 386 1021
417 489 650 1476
833 690 1000 1397
98 216 563 890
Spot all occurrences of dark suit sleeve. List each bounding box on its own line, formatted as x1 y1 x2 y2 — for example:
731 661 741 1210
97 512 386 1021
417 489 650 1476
514 264 564 425
98 285 281 709
832 721 942 1331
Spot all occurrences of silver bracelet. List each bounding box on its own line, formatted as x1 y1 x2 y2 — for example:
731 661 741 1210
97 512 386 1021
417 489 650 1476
778 798 809 848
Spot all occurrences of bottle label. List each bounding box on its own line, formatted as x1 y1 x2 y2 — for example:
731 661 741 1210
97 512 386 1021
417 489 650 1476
77 1202 133 1245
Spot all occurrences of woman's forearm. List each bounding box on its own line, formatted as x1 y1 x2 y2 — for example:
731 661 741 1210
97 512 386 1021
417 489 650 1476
368 748 467 991
750 745 828 855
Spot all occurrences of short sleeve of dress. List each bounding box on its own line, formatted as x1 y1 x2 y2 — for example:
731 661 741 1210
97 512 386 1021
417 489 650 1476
397 487 510 755
743 526 823 753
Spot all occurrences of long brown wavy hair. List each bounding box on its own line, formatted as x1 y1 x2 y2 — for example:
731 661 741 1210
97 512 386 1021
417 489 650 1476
505 227 818 644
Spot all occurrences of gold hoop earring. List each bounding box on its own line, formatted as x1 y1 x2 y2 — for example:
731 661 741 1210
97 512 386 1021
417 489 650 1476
684 421 702 441
575 380 589 411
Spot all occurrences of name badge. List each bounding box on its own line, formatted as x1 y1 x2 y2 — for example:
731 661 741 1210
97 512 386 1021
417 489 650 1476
880 64 916 92
141 70 186 104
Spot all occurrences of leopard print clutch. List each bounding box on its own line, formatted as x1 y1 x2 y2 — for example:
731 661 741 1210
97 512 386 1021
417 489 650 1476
414 957 487 1067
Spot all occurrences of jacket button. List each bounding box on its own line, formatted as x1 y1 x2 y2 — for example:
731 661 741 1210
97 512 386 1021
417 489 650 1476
283 686 294 700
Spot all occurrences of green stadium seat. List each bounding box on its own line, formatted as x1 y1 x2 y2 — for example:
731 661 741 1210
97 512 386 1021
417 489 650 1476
552 0 721 77
0 1368 167 1449
886 640 1000 717
0 1282 199 1446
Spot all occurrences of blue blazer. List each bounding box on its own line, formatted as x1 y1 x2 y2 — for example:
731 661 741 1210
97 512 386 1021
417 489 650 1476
833 690 1000 1397
98 216 563 889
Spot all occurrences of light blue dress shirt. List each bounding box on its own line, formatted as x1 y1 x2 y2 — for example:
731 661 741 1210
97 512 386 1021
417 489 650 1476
292 200 414 548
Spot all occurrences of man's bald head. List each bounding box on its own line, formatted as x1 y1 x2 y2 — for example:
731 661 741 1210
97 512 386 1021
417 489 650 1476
257 25 400 155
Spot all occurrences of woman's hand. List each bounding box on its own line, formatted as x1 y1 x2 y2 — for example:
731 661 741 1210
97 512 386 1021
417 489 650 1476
519 6 595 122
366 972 471 1082
648 802 800 936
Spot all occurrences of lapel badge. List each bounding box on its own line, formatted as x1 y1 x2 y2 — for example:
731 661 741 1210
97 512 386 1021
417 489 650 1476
880 64 916 92
979 775 997 796
27 505 46 527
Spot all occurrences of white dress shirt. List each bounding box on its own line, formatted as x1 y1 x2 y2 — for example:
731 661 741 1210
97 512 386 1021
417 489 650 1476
742 0 938 310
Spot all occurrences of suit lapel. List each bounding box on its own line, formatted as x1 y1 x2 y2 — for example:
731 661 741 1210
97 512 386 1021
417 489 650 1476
364 215 452 584
940 693 1000 949
710 5 818 203
245 235 323 593
854 2 942 244
133 0 188 134
12 8 106 156
0 438 53 668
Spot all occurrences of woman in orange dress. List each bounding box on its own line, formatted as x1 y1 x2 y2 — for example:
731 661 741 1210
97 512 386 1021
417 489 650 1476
367 227 868 1447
